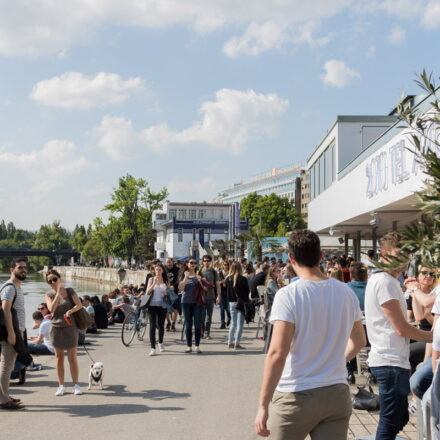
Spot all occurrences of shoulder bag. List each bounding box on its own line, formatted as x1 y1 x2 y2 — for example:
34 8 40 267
352 385 380 411
66 288 93 331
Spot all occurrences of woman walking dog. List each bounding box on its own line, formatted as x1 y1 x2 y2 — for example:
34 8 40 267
45 269 83 396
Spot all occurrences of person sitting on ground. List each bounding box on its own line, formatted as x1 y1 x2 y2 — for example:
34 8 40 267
27 311 54 355
91 296 108 329
112 296 135 320
82 295 100 334
101 294 113 316
37 302 52 320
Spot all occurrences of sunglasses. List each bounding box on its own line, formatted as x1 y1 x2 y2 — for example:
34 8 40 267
38 307 46 310
16 265 27 270
420 271 436 277
47 277 58 284
189 262 197 265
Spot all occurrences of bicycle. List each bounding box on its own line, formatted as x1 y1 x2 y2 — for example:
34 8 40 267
121 299 148 347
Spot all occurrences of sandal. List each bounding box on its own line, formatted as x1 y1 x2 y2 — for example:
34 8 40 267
9 397 21 403
0 400 25 410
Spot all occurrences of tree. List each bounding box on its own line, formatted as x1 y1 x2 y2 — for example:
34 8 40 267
33 221 71 250
244 229 280 262
382 71 440 270
211 239 234 260
240 192 306 236
103 174 168 261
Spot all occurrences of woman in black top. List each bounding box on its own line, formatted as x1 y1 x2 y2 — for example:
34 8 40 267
225 261 249 350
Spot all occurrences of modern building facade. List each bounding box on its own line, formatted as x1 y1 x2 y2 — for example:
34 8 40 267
306 99 434 259
216 163 303 204
153 201 249 260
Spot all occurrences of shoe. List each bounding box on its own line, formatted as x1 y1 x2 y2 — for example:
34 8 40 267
220 324 226 329
228 343 234 348
347 372 356 385
73 384 83 395
166 322 171 332
178 317 182 324
185 347 192 353
158 343 165 352
194 346 202 354
205 334 211 340
9 396 21 403
55 385 66 396
408 399 417 415
149 348 156 356
170 325 176 332
234 344 246 350
18 368 26 385
226 319 231 327
0 400 25 410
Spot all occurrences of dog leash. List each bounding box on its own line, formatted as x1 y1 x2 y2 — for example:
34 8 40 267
82 343 96 364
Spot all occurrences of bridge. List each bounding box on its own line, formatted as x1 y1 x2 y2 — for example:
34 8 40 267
0 248 81 265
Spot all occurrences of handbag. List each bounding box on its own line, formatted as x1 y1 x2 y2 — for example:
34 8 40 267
352 385 380 411
66 288 94 331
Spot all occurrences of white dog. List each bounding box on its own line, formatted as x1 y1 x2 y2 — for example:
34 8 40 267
88 362 104 390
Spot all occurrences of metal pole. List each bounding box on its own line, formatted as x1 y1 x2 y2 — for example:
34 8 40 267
356 230 361 261
372 227 378 260
344 234 349 256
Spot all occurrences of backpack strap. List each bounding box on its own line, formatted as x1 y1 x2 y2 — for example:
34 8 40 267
0 282 17 307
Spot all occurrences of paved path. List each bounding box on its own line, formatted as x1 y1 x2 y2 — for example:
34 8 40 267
1 314 420 440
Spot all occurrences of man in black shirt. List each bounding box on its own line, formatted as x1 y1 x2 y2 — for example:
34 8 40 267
165 258 180 332
250 264 269 299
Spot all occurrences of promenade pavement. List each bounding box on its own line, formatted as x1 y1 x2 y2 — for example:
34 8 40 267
2 313 418 440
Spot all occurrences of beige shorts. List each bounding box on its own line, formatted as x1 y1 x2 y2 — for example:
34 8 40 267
269 383 352 440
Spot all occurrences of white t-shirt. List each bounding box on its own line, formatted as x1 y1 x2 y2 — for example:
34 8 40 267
365 271 410 369
433 319 440 352
430 285 440 315
39 318 54 353
270 277 362 393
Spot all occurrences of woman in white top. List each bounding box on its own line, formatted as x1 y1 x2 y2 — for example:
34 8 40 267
146 263 171 356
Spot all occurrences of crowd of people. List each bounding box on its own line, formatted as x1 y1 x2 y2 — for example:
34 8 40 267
1 231 439 439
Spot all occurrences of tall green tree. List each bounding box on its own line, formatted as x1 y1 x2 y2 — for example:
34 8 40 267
240 192 306 236
103 174 168 261
33 221 71 250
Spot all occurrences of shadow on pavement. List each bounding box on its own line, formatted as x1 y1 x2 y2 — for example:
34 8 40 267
26 403 184 417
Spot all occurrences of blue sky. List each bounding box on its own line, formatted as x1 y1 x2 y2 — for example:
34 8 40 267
1 0 440 230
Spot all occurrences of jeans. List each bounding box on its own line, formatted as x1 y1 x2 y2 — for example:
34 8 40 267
147 306 167 349
201 299 214 334
27 342 53 355
410 357 433 399
370 366 410 440
228 302 244 344
182 303 202 347
220 292 231 325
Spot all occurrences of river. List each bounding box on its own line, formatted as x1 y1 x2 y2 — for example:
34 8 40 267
0 272 110 335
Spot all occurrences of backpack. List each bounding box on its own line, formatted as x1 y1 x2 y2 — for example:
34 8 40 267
0 282 17 341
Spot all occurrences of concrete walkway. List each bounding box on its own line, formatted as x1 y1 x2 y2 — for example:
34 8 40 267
2 314 419 440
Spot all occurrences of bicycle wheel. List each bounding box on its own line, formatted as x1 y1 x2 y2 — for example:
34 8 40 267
137 312 148 341
121 312 136 347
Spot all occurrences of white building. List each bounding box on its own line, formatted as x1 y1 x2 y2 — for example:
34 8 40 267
216 163 303 204
306 99 434 259
153 201 249 260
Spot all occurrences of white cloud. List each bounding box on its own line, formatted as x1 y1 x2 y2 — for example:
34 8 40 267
30 72 146 110
0 140 90 195
421 1 440 30
320 60 360 88
223 20 332 57
387 25 406 45
0 0 351 57
93 89 288 160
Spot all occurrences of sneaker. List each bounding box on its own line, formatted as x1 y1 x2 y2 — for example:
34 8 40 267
219 324 226 329
170 327 176 333
73 384 83 395
158 343 165 352
347 372 356 385
185 347 192 353
178 317 182 324
408 399 417 415
205 334 211 340
55 385 66 396
149 348 156 356
194 346 202 354
228 343 234 349
234 344 246 350
226 319 231 327
166 322 171 332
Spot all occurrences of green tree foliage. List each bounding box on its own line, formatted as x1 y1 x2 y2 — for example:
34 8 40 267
102 174 168 261
240 192 306 236
244 229 281 262
33 221 71 250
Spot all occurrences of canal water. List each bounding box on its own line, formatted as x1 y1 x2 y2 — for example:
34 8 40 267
0 272 110 335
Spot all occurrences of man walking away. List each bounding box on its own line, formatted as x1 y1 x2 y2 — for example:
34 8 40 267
365 232 432 439
0 258 27 410
255 230 366 439
199 255 220 339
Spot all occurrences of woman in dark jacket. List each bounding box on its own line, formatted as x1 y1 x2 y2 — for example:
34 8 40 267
226 261 249 350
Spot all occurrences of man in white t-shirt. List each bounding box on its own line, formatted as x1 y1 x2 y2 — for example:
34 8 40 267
365 232 432 440
254 230 366 440
27 311 54 355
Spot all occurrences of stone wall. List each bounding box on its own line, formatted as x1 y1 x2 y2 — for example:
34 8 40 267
46 266 147 287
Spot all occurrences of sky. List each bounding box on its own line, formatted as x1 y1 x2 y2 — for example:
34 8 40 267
1 0 440 230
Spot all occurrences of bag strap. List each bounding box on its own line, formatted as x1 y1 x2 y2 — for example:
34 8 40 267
0 282 17 307
65 287 76 308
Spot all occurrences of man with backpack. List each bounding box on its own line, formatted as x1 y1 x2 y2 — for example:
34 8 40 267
0 257 28 410
199 255 220 340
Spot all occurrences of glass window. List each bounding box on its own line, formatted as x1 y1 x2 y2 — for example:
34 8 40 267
319 155 324 194
169 209 176 219
178 229 183 242
324 147 331 189
331 142 336 182
310 165 315 200
189 209 197 219
178 209 187 219
199 209 206 219
219 209 224 219
209 209 215 218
